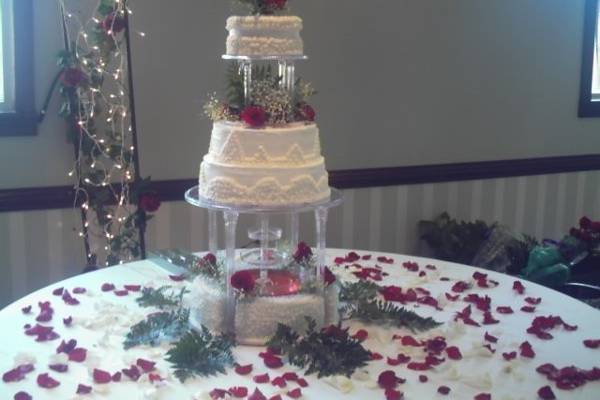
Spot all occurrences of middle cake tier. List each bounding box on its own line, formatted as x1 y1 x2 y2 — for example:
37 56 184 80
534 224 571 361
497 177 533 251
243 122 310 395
198 121 331 206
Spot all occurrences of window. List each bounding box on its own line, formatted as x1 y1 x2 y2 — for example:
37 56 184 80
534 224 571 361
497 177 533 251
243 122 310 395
0 0 35 136
579 0 600 117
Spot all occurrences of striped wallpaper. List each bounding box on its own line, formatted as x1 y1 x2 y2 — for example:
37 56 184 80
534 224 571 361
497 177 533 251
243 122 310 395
1 170 600 308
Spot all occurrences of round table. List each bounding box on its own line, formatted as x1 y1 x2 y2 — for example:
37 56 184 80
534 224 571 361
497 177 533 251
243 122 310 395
1 249 599 400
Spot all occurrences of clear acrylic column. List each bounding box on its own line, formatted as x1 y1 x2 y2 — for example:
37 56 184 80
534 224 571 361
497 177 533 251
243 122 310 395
314 206 328 290
223 210 239 334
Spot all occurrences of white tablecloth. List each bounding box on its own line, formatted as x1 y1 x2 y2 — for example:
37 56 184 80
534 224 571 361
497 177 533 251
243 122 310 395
1 249 599 399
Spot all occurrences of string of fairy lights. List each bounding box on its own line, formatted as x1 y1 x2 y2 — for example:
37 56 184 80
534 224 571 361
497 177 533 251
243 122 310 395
58 0 146 266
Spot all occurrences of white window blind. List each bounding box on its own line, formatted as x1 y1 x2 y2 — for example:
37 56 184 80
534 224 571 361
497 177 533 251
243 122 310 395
0 0 15 112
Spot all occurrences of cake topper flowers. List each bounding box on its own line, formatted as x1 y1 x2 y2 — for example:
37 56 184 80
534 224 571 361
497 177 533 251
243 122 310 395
236 0 289 15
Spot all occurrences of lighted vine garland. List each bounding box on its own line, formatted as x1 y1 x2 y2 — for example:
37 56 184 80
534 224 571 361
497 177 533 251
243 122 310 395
53 0 158 267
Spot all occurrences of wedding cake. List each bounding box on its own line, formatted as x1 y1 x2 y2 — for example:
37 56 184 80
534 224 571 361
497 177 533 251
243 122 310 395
192 0 338 346
198 4 330 206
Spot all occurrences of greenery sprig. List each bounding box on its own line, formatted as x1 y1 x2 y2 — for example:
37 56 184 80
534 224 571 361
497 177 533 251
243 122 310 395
266 318 371 378
346 300 441 333
136 286 187 309
339 280 381 303
166 327 235 382
123 308 189 349
235 0 289 15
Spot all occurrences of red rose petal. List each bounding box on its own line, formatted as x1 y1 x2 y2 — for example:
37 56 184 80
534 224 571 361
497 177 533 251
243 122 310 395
263 355 283 369
169 274 187 282
21 305 32 314
287 388 302 399
254 373 270 384
445 293 459 301
25 324 59 342
148 373 163 383
68 348 87 362
249 388 267 400
122 365 141 381
370 351 383 361
513 280 525 294
114 290 129 297
37 373 60 388
407 362 431 371
451 281 470 293
525 297 542 305
49 363 68 373
63 316 73 326
3 364 35 382
385 388 404 400
584 339 600 349
52 287 64 296
352 329 368 341
76 383 92 394
282 372 298 381
72 287 87 294
446 346 462 360
474 394 491 400
14 392 32 400
234 363 253 375
210 388 229 399
538 385 556 399
521 306 536 313
112 371 121 382
272 376 286 388
418 375 428 383
101 283 115 292
520 341 535 358
482 311 499 325
496 306 514 314
502 351 517 361
401 335 422 347
378 370 399 389
56 339 77 354
484 332 498 343
229 386 248 398
62 290 80 305
124 285 141 292
93 368 112 384
136 358 155 372
269 396 283 400
438 385 451 395
297 378 308 387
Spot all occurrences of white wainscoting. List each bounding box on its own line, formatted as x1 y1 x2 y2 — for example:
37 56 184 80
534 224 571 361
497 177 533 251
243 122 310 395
1 170 599 308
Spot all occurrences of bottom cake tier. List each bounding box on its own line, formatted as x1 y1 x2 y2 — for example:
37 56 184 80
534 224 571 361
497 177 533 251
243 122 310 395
188 276 339 345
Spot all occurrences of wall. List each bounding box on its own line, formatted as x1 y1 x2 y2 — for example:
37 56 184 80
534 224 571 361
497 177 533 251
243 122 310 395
1 0 598 189
2 170 599 308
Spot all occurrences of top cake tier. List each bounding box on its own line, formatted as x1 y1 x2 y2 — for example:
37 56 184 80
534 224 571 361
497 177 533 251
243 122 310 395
226 16 304 58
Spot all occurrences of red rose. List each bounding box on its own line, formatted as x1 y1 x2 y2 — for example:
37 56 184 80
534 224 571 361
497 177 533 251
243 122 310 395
579 216 592 229
298 104 316 122
378 370 399 389
60 68 86 88
240 106 267 128
231 270 256 293
323 266 336 286
264 0 287 10
102 13 127 33
293 241 312 263
203 253 217 265
139 192 161 213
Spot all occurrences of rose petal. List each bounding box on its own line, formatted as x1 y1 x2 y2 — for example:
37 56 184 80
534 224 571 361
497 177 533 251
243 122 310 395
21 305 32 314
169 274 187 282
385 388 404 400
286 388 302 399
62 290 80 305
484 332 498 343
234 363 253 375
49 363 68 373
14 392 32 400
446 346 462 360
56 339 77 354
229 386 248 398
76 383 92 394
502 351 517 361
136 358 155 372
520 341 535 358
37 373 60 388
538 385 556 399
63 316 73 326
52 287 64 296
101 283 115 292
68 348 87 363
378 370 399 389
263 355 283 369
72 287 87 294
93 368 112 384
584 339 600 349
124 285 141 292
272 376 286 388
438 386 451 395
253 373 270 383
496 306 514 314
418 375 428 383
3 364 35 382
474 394 491 400
248 388 267 400
122 365 141 381
114 290 129 297
513 280 525 295
352 329 368 341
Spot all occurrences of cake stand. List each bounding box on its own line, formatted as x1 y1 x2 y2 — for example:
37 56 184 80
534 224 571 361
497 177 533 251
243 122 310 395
184 186 343 344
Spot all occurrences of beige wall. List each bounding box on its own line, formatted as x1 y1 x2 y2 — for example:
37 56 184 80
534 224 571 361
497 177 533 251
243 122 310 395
0 0 599 189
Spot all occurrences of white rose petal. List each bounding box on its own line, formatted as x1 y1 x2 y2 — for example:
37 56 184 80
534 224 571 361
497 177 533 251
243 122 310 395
324 375 354 393
13 352 36 366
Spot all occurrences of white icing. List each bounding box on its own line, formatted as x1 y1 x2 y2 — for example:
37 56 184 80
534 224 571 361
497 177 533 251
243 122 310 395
226 16 303 57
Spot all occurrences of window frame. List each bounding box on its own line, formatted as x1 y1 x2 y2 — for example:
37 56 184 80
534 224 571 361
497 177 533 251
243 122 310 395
0 0 35 136
579 0 600 118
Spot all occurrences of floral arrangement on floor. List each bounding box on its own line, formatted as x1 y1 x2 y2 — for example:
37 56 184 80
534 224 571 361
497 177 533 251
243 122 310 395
204 65 317 128
51 0 158 267
419 213 600 289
